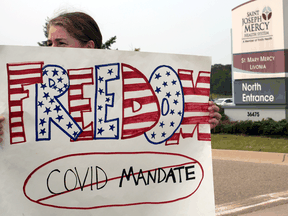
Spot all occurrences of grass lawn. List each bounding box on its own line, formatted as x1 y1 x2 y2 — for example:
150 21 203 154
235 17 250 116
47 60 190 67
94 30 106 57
211 134 288 153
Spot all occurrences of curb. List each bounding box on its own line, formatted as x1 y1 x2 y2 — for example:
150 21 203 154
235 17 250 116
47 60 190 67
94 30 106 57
215 190 288 216
212 149 288 165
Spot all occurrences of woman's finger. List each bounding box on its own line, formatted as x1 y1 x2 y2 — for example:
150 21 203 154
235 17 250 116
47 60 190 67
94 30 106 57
0 116 4 143
0 116 4 122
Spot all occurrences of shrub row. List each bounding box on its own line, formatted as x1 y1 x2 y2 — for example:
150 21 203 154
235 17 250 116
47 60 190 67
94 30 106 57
212 118 288 137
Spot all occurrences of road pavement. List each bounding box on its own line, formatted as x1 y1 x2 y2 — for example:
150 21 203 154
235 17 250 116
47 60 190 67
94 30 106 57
212 149 288 215
239 203 288 216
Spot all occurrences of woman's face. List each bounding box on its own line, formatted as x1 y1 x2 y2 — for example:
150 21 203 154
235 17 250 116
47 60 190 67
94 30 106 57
47 25 88 48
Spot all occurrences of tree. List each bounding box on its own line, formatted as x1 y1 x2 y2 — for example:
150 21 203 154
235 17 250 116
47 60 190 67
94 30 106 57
210 64 232 96
38 18 116 49
101 36 117 49
37 19 49 46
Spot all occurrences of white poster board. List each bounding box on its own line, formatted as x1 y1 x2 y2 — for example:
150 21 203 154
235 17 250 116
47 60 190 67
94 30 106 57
0 45 215 216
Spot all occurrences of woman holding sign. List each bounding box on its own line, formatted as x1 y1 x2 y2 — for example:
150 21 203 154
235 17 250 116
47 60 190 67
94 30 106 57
0 12 220 143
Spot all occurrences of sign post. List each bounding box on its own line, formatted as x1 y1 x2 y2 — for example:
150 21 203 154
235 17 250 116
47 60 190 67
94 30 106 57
226 0 288 121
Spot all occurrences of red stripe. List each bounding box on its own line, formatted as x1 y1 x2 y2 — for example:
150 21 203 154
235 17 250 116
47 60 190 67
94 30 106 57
181 132 194 139
8 68 42 76
10 111 23 118
69 104 90 112
196 76 210 84
122 127 151 136
7 62 44 67
69 85 82 90
123 111 159 124
166 122 211 145
195 88 210 96
123 96 156 109
69 94 83 100
184 103 209 112
123 83 150 92
167 133 180 141
11 132 25 137
178 73 193 81
183 87 210 96
78 130 93 137
181 116 210 124
71 117 83 122
122 72 144 79
9 100 23 106
198 133 211 141
183 87 194 95
9 88 23 95
9 77 42 85
10 122 23 127
69 74 93 80
179 132 210 140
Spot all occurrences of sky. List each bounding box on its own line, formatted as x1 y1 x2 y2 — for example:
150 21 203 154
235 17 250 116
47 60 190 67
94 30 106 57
0 0 248 65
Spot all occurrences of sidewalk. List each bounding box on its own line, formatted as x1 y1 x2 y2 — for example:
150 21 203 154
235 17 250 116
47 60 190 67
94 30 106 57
212 149 288 165
240 203 288 216
213 149 288 215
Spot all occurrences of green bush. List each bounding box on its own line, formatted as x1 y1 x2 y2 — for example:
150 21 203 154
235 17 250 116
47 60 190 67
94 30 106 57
216 105 229 122
212 117 288 138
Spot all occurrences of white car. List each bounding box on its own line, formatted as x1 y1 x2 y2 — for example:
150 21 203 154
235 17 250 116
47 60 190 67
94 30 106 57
214 98 234 106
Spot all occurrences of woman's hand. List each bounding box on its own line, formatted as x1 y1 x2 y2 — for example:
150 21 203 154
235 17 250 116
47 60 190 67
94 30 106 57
208 101 221 129
0 116 4 143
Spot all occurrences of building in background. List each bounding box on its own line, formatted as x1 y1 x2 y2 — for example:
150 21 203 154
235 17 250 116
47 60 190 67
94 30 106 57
225 0 288 121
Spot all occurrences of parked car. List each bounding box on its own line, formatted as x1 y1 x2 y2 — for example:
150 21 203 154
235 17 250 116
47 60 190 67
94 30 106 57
214 98 234 106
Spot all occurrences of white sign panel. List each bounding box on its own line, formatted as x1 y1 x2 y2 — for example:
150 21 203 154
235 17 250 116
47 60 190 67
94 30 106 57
232 0 284 54
0 45 215 216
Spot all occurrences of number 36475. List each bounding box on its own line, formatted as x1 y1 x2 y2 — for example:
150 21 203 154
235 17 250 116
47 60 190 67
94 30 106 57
247 112 260 117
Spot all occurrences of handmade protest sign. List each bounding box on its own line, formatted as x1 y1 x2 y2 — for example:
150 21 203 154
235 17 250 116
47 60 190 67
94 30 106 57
0 45 215 216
